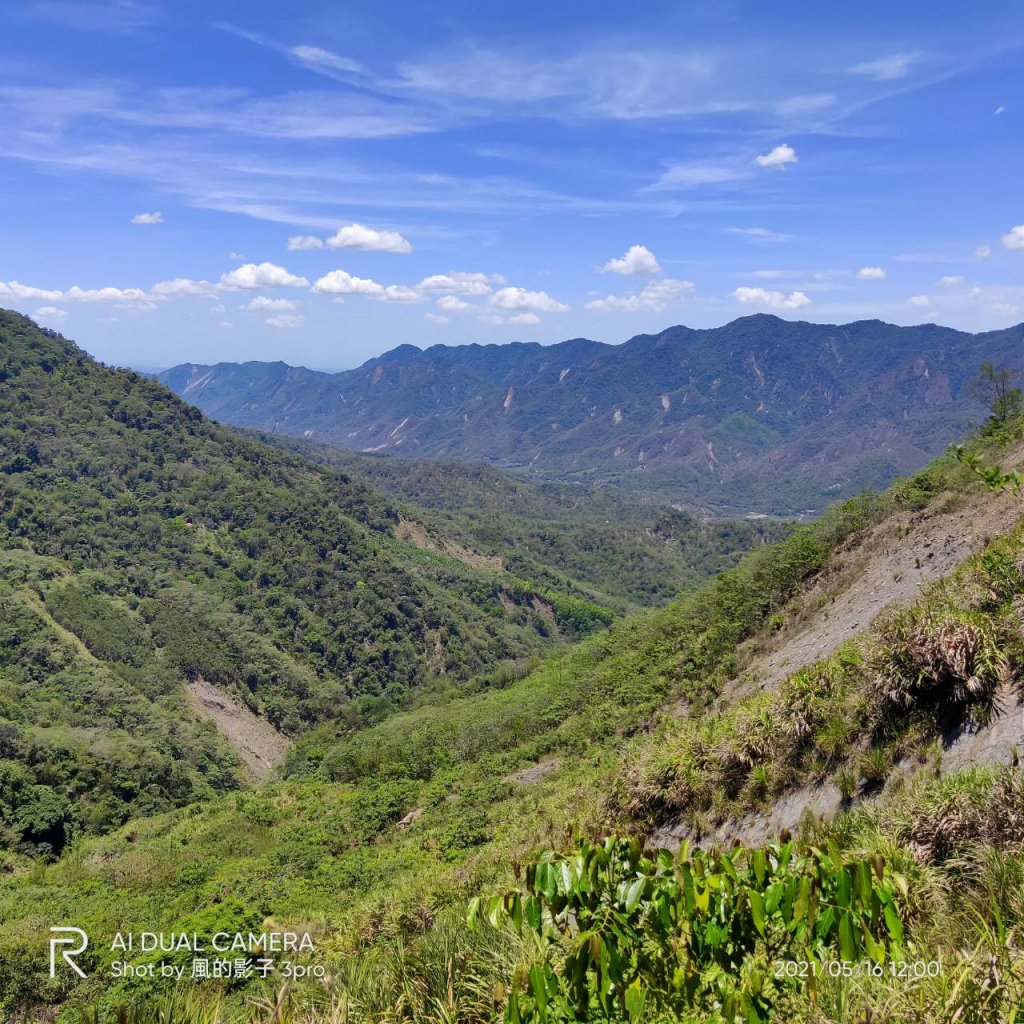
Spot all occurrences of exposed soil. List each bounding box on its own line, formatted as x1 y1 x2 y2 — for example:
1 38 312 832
185 677 292 782
505 759 560 784
395 516 504 571
732 449 1024 701
657 449 1024 850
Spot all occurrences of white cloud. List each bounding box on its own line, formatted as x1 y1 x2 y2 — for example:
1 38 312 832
311 269 384 296
65 285 150 304
937 275 965 287
646 162 747 190
290 45 363 75
849 52 921 81
220 262 309 289
0 280 63 301
34 305 67 319
490 287 569 313
752 269 787 279
266 313 305 329
728 227 793 243
219 321 234 329
437 295 469 311
417 272 497 295
379 284 424 303
600 244 660 276
586 277 695 312
733 286 810 310
287 235 324 250
974 245 992 259
425 312 449 323
131 211 163 224
150 277 218 298
326 223 412 253
1001 225 1024 251
995 106 1006 115
228 252 245 261
857 266 887 280
247 296 296 311
908 294 931 307
990 302 1020 316
754 144 797 169
508 312 540 324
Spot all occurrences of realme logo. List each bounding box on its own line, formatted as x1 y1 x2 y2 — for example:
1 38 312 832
49 926 88 978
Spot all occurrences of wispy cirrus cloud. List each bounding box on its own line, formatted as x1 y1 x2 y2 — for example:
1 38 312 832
848 52 924 81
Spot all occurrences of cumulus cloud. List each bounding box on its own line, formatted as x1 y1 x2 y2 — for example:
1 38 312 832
379 284 424 303
417 272 499 295
586 278 695 312
600 245 660 276
266 313 305 329
849 52 921 81
990 302 1020 316
287 235 324 250
490 287 569 313
1002 225 1024 250
131 211 163 224
65 285 151 304
311 269 384 295
326 223 412 253
220 262 309 289
937 275 965 287
0 280 63 301
974 245 992 259
733 286 810 310
150 278 219 298
508 312 540 324
425 312 449 323
35 306 67 319
228 252 245 261
857 266 887 280
908 294 931 307
754 144 797 169
437 295 470 311
247 296 296 311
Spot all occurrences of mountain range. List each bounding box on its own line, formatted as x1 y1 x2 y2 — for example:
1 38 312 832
159 314 1024 514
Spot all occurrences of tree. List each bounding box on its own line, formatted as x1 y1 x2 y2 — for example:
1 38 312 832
971 362 1023 426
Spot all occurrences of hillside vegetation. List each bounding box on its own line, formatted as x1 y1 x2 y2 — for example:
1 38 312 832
159 315 1024 513
3 311 1024 1022
0 311 762 859
264 439 787 611
5 391 1024 1020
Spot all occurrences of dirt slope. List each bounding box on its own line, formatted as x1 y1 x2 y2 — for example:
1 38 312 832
732 446 1024 701
656 447 1024 850
185 678 292 781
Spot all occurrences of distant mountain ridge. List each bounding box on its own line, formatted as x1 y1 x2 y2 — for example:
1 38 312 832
159 314 1024 513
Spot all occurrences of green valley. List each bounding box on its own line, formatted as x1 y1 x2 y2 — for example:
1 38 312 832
2 312 1024 1022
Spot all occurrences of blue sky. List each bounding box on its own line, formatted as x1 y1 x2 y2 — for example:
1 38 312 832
0 0 1022 370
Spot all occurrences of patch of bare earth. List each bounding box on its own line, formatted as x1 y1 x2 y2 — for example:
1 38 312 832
657 448 1024 849
395 516 504 571
186 677 292 782
731 452 1024 703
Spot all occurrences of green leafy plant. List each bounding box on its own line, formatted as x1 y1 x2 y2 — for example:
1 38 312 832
469 835 907 1023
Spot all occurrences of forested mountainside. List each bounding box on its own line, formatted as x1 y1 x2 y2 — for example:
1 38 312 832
160 314 1024 513
264 438 788 609
4 378 1024 1021
0 310 776 860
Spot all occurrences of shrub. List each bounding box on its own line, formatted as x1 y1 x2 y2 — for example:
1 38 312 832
871 609 1008 732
